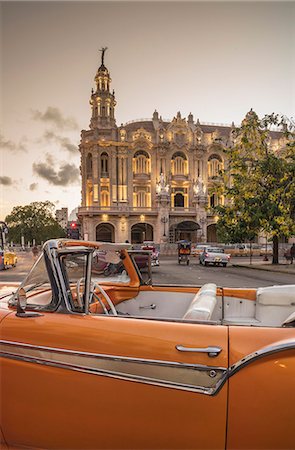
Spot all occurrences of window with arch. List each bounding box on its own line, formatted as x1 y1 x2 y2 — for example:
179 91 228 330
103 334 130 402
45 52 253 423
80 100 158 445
101 153 109 177
133 151 151 175
86 153 92 178
101 190 110 207
133 188 151 208
171 152 188 176
208 154 223 178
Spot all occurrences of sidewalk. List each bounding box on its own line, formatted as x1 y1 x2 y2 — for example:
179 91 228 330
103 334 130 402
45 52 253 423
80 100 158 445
231 259 295 275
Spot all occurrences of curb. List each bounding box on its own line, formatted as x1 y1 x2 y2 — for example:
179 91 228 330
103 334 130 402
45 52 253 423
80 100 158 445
232 264 295 275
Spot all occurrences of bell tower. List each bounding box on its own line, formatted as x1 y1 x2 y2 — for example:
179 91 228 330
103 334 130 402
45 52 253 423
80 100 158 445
90 47 116 129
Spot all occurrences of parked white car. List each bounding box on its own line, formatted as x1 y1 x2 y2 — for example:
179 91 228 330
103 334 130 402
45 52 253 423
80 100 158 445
199 247 231 267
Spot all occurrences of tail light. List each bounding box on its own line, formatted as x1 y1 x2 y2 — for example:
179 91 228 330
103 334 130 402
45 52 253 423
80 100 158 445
205 253 209 258
227 254 231 260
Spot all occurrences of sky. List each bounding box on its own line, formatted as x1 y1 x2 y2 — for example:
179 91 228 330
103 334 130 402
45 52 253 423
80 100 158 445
1 0 294 220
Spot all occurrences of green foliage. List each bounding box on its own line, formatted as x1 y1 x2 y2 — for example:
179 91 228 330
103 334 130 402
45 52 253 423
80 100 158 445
5 201 66 244
213 111 295 263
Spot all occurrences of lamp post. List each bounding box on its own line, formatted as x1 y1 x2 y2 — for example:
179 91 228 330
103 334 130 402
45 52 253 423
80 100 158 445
161 216 168 237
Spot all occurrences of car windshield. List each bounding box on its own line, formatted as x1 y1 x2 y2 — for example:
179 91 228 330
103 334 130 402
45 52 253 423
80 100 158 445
20 254 51 295
207 248 224 253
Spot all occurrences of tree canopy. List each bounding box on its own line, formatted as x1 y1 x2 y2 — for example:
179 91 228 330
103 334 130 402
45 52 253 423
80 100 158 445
213 111 295 264
5 201 66 245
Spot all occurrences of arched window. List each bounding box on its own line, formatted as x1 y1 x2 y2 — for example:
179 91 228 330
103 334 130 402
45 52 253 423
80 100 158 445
174 193 184 207
133 151 150 174
101 190 110 207
101 153 109 177
171 152 188 175
208 154 223 178
86 153 92 178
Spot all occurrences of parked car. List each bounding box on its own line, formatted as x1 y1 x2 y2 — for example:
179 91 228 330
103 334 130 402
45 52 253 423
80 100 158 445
0 239 295 450
199 246 231 267
224 243 265 257
1 249 17 269
141 242 159 267
191 244 208 257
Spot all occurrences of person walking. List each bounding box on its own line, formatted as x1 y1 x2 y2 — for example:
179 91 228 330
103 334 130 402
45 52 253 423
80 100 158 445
32 245 38 260
290 243 295 264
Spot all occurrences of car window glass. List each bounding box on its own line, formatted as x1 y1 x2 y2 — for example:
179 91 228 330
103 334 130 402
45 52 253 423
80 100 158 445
18 254 52 307
61 253 88 311
91 250 130 284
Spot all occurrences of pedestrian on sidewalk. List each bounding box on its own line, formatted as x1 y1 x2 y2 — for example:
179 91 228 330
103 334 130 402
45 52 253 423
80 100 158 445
32 245 38 260
290 243 295 264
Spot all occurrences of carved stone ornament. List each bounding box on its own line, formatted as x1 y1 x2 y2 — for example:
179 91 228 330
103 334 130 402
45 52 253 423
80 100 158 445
132 128 152 142
156 143 169 156
118 147 128 156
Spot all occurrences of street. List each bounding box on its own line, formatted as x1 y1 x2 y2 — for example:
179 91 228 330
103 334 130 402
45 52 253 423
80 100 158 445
152 256 295 288
1 251 294 288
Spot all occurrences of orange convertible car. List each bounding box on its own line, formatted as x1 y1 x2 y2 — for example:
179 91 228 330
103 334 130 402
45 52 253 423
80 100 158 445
0 239 294 450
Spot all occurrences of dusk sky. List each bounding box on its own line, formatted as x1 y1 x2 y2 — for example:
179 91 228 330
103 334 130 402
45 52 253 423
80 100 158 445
1 1 294 220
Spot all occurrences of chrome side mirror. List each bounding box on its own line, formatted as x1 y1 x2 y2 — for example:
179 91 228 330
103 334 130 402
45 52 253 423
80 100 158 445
16 288 27 316
16 288 42 318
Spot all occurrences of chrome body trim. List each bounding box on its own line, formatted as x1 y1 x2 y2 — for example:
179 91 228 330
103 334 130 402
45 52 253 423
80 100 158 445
229 340 295 376
0 340 226 395
1 339 294 396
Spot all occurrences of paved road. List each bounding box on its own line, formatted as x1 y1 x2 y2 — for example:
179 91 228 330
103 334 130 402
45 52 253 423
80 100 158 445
152 256 294 288
1 252 294 288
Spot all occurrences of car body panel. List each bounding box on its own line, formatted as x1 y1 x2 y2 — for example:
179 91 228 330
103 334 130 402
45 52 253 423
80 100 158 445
0 240 295 450
1 313 228 449
227 327 295 449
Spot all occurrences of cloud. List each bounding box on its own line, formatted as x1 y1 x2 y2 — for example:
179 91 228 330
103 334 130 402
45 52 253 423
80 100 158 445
0 134 27 153
0 176 13 186
33 154 80 186
32 107 78 130
43 130 78 154
29 183 38 191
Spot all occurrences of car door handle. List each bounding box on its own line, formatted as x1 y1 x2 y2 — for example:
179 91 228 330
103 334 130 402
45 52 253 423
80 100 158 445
139 304 156 310
175 345 222 357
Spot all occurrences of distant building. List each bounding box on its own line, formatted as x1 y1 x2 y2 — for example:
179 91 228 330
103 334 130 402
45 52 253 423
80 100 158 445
55 208 68 230
78 52 284 244
69 207 79 222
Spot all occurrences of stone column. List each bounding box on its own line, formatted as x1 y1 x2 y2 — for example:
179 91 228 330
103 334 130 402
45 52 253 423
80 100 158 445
111 148 117 205
92 151 99 204
127 151 133 207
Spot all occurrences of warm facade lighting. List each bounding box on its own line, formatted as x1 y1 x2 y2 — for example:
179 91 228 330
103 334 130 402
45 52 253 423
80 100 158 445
140 215 145 222
102 214 108 221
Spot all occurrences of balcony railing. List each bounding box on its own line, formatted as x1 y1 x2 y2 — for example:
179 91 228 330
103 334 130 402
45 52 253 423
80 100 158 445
170 207 196 213
78 206 158 215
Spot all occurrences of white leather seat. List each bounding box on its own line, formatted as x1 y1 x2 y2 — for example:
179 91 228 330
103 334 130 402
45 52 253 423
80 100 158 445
256 285 295 327
183 283 217 321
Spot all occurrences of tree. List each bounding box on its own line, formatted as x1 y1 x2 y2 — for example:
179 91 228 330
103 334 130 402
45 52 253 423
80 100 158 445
5 201 66 245
214 111 295 264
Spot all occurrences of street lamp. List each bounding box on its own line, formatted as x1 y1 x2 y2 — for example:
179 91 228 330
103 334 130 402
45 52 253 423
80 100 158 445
161 216 168 236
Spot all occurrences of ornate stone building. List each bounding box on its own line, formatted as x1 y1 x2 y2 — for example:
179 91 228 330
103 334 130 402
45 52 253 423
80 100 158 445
78 53 283 244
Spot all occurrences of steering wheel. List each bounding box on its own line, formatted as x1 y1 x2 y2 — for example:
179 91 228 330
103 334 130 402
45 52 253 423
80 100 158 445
91 283 118 316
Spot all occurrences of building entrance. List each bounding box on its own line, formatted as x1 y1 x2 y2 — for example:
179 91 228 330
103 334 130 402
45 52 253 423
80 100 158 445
131 223 153 244
169 221 200 243
96 223 115 242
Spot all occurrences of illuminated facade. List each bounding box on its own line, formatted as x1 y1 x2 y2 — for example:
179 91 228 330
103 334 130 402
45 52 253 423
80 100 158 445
78 54 283 244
